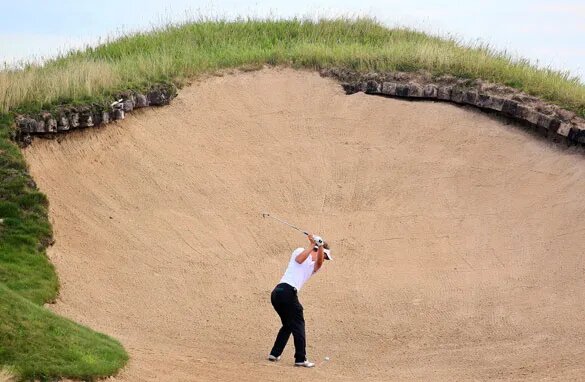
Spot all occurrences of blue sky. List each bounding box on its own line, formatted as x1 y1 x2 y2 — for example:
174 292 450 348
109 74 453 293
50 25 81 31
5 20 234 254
1 0 583 82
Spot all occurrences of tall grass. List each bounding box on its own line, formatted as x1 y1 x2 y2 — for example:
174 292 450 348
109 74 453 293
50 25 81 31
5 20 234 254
1 18 584 116
0 61 118 112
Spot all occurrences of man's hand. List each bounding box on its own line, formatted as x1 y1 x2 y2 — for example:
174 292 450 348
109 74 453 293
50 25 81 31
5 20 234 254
313 243 325 273
308 234 323 251
313 236 324 247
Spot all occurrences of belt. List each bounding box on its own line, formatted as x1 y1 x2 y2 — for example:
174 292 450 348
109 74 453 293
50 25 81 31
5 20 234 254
275 283 297 293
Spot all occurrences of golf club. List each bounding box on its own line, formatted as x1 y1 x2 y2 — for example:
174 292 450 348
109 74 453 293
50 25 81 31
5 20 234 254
262 212 331 260
261 212 308 236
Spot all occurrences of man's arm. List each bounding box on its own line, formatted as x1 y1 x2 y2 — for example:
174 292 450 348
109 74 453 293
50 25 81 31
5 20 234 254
295 234 316 264
313 245 324 273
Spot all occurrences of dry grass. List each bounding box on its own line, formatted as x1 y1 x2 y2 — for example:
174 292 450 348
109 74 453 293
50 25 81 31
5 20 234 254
0 60 118 112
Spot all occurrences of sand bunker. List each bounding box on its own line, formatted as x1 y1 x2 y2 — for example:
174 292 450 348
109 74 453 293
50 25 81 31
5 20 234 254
24 69 585 381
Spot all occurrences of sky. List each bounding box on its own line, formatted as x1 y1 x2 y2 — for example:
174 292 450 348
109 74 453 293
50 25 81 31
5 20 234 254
1 0 584 83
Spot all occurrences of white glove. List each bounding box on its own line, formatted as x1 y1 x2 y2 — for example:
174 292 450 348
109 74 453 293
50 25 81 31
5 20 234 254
313 235 324 247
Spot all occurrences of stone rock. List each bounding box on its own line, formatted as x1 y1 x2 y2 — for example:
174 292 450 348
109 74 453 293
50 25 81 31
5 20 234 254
514 104 529 119
381 82 397 96
69 113 80 128
423 84 438 98
512 94 530 103
27 119 39 133
92 111 103 126
35 120 46 133
57 113 70 131
148 90 167 106
79 112 93 128
341 83 360 94
437 86 452 100
537 114 561 133
501 100 519 116
475 94 492 108
111 100 124 110
450 88 465 103
521 107 540 125
102 111 110 124
486 96 505 112
34 111 57 133
557 122 572 137
21 134 32 146
135 93 149 108
556 109 576 122
513 94 539 103
535 104 556 115
568 126 585 144
407 83 423 97
147 84 177 106
393 72 409 81
113 109 125 120
365 80 380 94
123 99 134 112
17 117 38 134
464 91 478 105
395 84 409 97
46 118 57 133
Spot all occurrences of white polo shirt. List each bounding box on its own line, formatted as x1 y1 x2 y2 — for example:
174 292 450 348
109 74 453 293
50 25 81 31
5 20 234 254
279 247 316 291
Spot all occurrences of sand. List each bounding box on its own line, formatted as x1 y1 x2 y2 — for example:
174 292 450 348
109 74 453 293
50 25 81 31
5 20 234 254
24 68 585 381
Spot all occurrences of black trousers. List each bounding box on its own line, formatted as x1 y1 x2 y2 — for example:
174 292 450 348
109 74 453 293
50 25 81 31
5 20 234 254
270 283 306 363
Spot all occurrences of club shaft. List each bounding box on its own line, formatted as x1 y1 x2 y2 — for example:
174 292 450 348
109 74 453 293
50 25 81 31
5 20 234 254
265 214 308 235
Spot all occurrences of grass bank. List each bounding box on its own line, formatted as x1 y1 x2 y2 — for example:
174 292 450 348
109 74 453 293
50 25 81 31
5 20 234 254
0 114 128 379
0 284 128 380
1 18 585 380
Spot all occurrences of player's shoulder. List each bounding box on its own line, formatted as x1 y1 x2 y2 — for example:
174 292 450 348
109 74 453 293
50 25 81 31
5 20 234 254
291 247 305 256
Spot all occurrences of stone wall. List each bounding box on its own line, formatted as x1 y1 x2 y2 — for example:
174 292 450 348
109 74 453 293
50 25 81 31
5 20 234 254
12 71 585 148
13 83 177 146
320 69 585 146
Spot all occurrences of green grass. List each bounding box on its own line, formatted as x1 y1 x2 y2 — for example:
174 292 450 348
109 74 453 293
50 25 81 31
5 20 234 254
1 17 585 380
2 18 584 116
0 114 127 380
0 115 55 305
0 284 128 380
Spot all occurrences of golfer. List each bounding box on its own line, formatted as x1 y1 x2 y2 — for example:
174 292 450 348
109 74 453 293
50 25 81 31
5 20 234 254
268 234 332 367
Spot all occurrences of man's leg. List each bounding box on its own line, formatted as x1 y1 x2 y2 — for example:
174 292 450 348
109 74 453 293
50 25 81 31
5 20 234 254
270 309 292 357
290 299 307 363
270 289 293 358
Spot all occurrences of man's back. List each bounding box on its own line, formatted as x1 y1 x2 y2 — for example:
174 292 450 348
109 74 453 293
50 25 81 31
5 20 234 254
279 247 315 291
